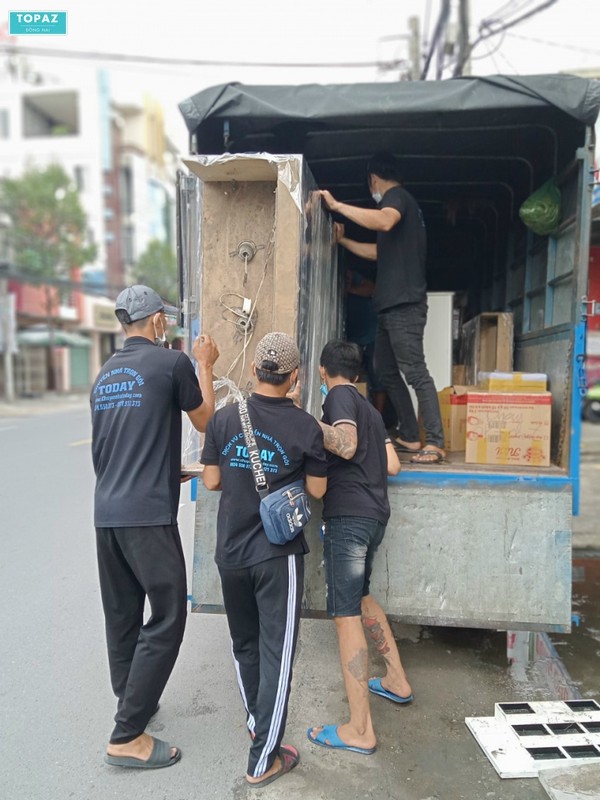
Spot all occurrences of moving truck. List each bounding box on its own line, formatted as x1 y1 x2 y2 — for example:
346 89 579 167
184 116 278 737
177 74 600 632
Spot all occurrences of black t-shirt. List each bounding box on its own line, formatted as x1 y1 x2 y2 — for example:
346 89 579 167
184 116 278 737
91 337 202 527
373 185 427 312
322 384 390 524
201 393 327 569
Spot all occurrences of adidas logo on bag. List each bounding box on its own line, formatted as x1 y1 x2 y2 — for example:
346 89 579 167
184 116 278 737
286 508 304 532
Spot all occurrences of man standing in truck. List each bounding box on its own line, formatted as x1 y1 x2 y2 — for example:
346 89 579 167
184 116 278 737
320 152 445 464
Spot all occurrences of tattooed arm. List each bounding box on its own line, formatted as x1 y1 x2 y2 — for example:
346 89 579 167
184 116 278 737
318 421 358 460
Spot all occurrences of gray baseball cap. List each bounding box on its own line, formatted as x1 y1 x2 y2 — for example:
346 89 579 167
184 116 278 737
114 285 177 323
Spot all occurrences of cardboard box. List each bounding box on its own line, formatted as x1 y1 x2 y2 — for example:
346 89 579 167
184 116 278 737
465 391 552 467
438 385 472 451
452 364 467 385
478 371 547 393
461 312 514 385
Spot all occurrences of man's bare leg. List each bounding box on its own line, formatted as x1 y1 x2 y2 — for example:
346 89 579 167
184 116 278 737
311 616 376 750
361 595 412 697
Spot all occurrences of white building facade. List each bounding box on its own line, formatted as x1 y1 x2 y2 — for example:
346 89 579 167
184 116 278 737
0 53 178 389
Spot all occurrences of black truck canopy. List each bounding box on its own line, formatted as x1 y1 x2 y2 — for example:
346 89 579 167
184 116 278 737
179 75 600 195
179 74 599 218
179 75 600 296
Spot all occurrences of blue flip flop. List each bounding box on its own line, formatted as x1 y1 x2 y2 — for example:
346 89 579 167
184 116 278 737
368 678 414 705
307 724 376 756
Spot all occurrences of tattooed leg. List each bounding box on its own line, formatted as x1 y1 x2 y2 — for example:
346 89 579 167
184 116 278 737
321 615 376 750
361 595 413 698
363 615 391 660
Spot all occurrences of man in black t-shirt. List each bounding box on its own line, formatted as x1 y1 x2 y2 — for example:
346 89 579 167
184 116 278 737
319 152 446 464
307 340 413 757
91 285 219 770
201 332 327 789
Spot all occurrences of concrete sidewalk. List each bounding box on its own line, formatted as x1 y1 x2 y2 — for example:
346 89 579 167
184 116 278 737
2 395 598 799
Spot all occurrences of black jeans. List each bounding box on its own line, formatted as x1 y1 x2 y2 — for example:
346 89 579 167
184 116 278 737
96 525 187 744
374 300 445 448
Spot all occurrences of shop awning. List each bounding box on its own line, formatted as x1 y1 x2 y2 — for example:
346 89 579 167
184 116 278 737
17 326 92 348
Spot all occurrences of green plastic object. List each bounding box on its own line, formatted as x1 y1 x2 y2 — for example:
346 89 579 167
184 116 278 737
519 178 562 236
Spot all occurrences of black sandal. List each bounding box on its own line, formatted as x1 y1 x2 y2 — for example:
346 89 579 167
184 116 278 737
410 448 445 464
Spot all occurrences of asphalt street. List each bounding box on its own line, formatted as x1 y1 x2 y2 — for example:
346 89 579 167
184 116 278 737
0 399 598 800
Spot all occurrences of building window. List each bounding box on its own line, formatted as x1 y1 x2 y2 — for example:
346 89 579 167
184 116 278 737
22 91 80 137
0 109 9 139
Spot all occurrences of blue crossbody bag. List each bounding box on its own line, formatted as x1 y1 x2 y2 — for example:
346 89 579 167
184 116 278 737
238 399 312 546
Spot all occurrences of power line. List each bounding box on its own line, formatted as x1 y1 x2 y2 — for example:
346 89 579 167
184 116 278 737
478 0 559 37
0 43 390 70
485 0 537 24
452 0 559 76
495 40 519 74
421 0 451 80
471 30 507 63
505 31 600 56
483 37 502 74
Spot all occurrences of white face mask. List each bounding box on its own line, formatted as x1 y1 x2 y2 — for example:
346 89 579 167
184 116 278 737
371 191 382 204
154 317 167 347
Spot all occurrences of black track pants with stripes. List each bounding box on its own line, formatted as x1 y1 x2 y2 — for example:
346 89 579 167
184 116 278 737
219 553 304 778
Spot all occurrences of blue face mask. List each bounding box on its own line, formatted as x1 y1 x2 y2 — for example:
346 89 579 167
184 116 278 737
320 383 328 398
371 191 382 204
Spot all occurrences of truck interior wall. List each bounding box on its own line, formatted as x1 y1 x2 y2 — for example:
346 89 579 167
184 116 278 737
338 170 575 470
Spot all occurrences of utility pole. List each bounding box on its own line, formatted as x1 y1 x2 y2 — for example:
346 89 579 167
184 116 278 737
454 0 471 77
408 15 421 81
0 211 15 402
0 263 15 402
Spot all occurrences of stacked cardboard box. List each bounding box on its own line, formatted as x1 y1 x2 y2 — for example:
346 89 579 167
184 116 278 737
438 386 471 452
478 371 548 393
461 312 514 385
465 391 552 467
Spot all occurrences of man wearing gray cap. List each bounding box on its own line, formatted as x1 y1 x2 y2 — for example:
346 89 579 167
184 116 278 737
201 332 327 788
91 284 219 769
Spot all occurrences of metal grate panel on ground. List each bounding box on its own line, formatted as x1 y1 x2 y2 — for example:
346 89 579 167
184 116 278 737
466 700 600 778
